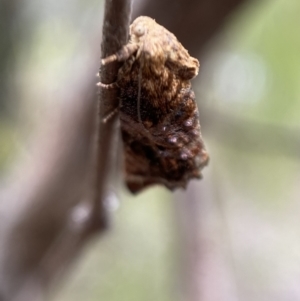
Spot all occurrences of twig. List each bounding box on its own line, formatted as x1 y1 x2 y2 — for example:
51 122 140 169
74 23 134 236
90 0 132 231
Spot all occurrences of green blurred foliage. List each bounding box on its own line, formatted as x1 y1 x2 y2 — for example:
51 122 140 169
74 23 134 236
207 0 300 207
220 0 300 124
0 119 17 172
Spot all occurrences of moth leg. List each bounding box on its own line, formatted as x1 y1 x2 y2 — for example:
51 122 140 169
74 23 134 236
101 43 139 65
102 106 119 123
97 81 118 89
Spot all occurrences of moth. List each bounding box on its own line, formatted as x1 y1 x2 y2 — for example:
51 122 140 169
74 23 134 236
100 16 209 193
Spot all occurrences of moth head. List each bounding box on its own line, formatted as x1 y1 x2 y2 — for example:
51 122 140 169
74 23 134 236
130 16 154 43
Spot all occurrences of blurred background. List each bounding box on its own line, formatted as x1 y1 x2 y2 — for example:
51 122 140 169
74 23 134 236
1 0 300 300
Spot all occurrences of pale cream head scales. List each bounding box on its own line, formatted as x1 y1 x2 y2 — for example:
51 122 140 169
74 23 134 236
132 23 145 38
130 16 152 43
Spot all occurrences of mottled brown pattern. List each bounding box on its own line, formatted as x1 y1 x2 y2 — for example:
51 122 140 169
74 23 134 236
101 16 209 193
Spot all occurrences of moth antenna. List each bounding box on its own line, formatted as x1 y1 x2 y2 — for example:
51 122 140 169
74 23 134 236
137 39 147 126
136 47 165 164
137 67 143 125
137 66 161 156
102 107 119 123
102 43 139 65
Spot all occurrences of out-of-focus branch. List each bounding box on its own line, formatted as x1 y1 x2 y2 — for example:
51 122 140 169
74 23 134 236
0 0 131 300
0 75 96 301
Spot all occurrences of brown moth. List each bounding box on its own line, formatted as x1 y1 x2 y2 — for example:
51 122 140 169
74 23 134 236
100 16 209 193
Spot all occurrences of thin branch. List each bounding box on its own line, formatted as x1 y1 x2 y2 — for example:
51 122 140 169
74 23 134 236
90 0 132 231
